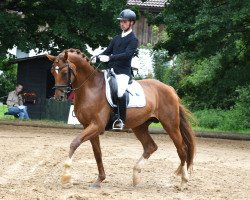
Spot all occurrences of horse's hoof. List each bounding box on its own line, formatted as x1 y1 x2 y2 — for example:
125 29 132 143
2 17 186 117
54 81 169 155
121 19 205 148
61 174 72 188
178 179 188 191
90 182 101 189
182 176 188 183
133 176 141 187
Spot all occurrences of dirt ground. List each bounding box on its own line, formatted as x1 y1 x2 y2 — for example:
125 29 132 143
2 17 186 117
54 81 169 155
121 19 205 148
0 125 249 200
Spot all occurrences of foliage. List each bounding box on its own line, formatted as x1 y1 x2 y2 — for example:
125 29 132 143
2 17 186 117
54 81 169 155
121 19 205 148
152 49 170 82
149 0 250 110
0 0 128 99
194 86 250 131
193 109 224 129
168 53 250 110
0 58 17 100
0 0 127 56
194 109 247 131
154 0 250 58
232 85 250 128
0 105 15 119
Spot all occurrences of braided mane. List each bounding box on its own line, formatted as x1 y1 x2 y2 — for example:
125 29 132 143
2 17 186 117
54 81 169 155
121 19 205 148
63 48 90 62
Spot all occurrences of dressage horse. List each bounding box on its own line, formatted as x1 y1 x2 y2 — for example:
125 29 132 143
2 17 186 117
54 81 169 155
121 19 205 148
47 48 196 190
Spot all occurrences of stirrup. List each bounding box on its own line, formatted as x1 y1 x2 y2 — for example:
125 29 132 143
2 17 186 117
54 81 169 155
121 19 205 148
112 119 124 130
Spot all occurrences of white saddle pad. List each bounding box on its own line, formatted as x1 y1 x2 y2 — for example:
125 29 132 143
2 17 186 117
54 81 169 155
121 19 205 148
104 70 146 108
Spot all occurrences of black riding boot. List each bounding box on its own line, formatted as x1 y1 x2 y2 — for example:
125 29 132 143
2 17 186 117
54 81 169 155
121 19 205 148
113 93 127 130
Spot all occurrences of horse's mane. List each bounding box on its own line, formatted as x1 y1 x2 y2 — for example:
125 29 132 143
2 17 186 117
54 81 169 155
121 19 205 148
61 48 95 64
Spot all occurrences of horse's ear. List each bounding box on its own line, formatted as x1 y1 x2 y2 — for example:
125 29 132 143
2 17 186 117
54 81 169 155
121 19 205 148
64 51 68 61
46 54 56 62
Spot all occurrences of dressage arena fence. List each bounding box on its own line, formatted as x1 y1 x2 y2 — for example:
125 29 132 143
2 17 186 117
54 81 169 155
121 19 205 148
41 99 72 122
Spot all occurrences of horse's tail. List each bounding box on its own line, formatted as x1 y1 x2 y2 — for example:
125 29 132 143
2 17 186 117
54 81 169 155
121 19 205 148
179 104 196 169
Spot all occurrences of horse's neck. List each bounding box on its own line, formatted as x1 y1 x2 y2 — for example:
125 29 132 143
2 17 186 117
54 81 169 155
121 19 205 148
73 64 104 107
68 53 105 106
69 54 93 77
69 54 95 87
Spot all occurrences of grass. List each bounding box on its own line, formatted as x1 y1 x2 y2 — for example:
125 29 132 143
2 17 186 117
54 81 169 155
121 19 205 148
149 122 250 134
192 126 250 134
0 104 16 120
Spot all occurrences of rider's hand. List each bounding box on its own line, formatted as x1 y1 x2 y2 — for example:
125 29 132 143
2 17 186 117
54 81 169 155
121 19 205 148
91 56 97 64
90 57 96 64
98 55 110 62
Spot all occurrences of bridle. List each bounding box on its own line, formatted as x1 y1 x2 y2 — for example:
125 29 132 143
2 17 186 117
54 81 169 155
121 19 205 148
52 61 75 94
52 57 101 94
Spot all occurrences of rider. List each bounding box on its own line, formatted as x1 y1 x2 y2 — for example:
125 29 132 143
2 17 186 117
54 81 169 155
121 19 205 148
97 9 138 129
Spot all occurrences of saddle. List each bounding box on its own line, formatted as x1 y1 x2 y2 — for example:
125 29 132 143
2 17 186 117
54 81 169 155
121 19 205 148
104 69 146 108
104 69 146 130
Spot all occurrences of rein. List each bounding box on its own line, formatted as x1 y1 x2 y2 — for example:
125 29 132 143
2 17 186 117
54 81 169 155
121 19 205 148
53 58 101 94
71 62 101 92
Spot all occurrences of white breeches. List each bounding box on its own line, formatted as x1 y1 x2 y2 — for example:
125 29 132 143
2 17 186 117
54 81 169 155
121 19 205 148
115 74 130 97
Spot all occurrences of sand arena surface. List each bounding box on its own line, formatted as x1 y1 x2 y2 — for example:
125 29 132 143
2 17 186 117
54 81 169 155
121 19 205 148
0 125 249 200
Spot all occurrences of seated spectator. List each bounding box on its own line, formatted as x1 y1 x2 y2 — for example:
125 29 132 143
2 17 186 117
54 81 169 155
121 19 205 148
6 83 30 120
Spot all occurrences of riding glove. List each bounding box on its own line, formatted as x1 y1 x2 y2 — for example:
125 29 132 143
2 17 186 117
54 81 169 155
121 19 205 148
91 56 97 64
98 55 110 62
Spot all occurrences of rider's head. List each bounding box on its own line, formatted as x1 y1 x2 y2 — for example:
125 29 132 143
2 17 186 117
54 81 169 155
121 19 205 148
117 9 136 32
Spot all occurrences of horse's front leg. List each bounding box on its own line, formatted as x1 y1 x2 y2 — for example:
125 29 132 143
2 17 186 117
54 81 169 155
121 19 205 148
61 123 100 188
89 135 106 188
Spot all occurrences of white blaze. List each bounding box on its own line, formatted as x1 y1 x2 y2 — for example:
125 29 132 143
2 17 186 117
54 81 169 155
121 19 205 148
55 66 59 74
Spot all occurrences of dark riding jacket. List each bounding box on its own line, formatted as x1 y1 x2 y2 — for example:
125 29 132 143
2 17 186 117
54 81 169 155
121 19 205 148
102 32 138 76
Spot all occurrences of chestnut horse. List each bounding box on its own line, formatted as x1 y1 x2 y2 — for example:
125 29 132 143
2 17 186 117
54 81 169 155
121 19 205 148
47 48 195 190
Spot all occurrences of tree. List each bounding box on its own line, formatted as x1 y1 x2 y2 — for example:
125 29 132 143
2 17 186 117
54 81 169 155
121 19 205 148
152 49 170 82
154 0 250 58
0 0 127 56
0 57 17 100
0 0 128 99
150 0 250 109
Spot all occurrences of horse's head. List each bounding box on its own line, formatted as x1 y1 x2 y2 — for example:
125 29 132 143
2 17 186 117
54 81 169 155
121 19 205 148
47 51 76 101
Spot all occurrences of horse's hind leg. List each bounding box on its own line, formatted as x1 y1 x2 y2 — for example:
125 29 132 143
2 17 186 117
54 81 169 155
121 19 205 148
132 122 158 186
160 120 189 190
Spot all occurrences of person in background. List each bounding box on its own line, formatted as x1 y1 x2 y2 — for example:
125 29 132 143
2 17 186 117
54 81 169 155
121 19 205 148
6 83 30 120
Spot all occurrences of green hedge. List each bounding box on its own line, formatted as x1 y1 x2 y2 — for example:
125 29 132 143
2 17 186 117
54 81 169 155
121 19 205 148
194 109 249 132
0 105 15 119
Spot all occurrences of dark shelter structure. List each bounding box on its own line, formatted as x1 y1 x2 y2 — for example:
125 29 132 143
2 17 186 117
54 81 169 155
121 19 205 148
14 55 71 122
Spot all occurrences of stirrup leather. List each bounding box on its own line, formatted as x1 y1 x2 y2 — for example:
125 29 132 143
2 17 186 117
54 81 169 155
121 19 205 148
112 118 124 130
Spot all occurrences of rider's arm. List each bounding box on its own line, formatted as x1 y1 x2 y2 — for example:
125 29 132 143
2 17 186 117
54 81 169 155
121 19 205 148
101 38 115 56
109 37 138 61
6 91 16 107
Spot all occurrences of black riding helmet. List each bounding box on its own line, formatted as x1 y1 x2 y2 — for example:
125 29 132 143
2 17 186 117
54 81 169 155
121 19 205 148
117 9 136 22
